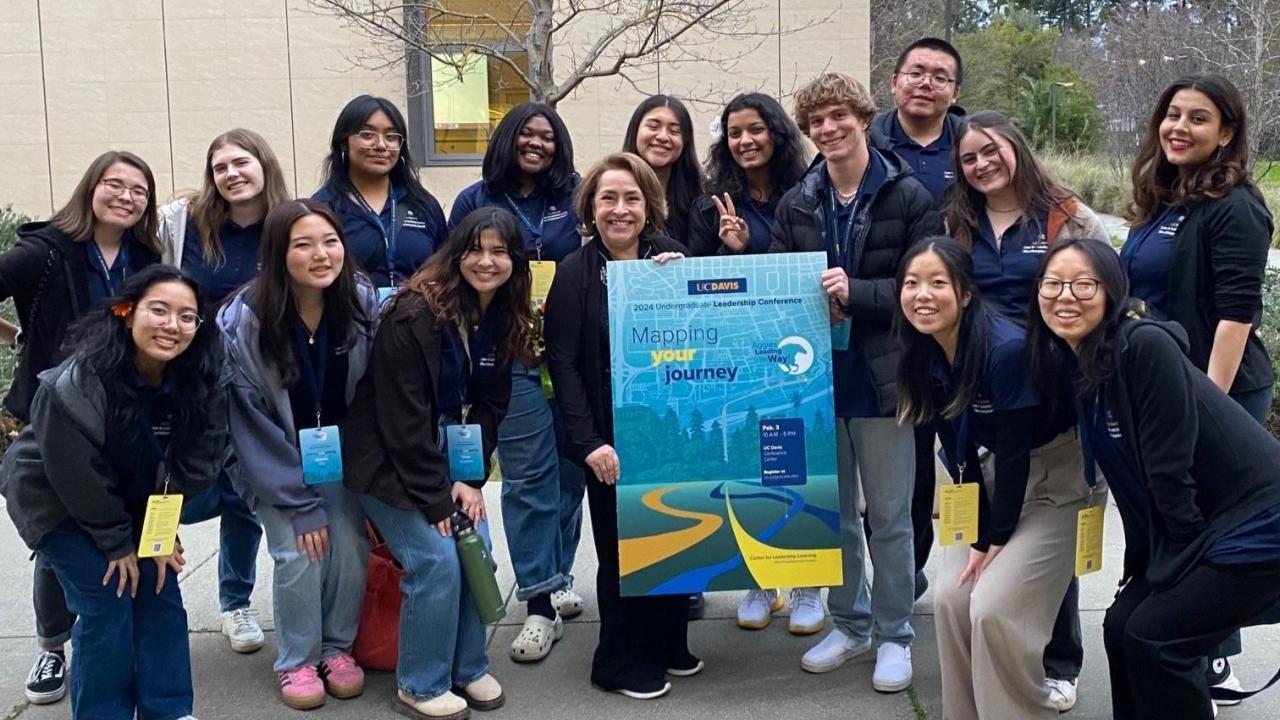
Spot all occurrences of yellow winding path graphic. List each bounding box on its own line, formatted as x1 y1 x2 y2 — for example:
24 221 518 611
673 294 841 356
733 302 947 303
619 486 724 576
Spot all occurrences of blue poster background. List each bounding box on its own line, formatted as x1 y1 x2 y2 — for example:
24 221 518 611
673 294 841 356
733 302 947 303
607 252 842 596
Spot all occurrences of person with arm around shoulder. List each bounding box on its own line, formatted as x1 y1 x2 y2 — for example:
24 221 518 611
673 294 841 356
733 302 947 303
0 149 162 706
1121 74 1275 695
343 207 529 719
449 102 590 652
897 237 1098 719
544 152 694 701
312 95 447 297
218 199 378 711
1 265 228 720
1029 237 1280 720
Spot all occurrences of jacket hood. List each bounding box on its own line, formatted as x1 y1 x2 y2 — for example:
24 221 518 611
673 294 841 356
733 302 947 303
869 106 966 148
1119 312 1191 354
798 146 914 200
17 221 75 249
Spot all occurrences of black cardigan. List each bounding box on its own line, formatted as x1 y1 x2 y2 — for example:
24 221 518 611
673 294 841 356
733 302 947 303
1103 317 1280 589
0 222 159 421
1162 186 1274 394
342 295 511 523
544 234 688 465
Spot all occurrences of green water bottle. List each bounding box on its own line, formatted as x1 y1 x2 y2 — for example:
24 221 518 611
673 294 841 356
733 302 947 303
452 510 506 624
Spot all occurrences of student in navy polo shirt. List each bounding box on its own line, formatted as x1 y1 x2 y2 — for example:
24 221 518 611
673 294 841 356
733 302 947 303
622 95 705 247
769 72 943 692
449 102 588 660
0 150 161 707
2 265 226 720
897 237 1096 720
343 208 527 720
688 92 811 258
158 128 291 658
1029 238 1280 720
313 95 447 296
1122 75 1275 701
869 37 965 208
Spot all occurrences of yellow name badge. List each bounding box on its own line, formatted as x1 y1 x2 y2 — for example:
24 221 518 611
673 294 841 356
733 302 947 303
1075 504 1106 576
138 494 184 558
939 483 980 546
530 261 557 307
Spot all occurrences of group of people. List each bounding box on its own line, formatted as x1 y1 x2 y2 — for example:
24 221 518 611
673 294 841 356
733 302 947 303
0 33 1276 720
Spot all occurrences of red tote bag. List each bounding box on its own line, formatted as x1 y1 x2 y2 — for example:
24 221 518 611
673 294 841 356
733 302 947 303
352 522 403 671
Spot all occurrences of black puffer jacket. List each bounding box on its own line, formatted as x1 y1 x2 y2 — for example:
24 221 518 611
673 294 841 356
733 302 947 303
0 222 159 421
767 149 944 416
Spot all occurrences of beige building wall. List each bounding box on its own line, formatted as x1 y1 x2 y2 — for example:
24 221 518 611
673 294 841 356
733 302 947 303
0 0 868 220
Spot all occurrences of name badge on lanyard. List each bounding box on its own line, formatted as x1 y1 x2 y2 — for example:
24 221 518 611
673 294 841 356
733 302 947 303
939 414 979 546
447 325 487 482
137 421 180 559
295 319 343 485
530 261 556 308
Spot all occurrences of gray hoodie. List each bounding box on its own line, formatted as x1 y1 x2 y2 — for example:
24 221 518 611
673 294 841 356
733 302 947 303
218 280 379 535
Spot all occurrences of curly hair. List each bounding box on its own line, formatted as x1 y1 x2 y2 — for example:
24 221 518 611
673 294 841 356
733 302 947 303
792 73 877 135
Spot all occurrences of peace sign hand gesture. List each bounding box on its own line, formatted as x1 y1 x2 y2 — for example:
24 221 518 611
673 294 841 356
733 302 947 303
711 193 750 254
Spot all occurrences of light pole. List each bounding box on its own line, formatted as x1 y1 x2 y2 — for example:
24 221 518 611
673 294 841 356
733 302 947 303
1050 81 1075 150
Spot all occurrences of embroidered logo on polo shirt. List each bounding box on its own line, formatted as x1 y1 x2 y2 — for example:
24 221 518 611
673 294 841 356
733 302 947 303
944 170 956 180
971 395 994 414
1105 410 1122 439
1022 234 1050 254
544 209 569 223
402 209 427 230
1157 214 1186 237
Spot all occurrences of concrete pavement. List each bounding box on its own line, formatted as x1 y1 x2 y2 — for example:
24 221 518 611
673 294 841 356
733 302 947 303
3 484 1279 719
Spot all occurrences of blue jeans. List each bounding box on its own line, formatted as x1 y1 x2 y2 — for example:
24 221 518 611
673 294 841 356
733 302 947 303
498 365 586 600
38 520 192 720
829 416 916 645
359 495 491 700
257 482 369 672
180 470 262 612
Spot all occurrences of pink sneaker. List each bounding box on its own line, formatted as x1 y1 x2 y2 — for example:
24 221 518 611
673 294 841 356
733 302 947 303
278 665 325 710
318 653 365 699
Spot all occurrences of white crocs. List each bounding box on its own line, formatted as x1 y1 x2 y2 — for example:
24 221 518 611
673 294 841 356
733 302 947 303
510 614 564 662
551 588 584 619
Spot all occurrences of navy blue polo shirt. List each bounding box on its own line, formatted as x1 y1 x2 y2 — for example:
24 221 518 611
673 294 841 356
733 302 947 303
312 183 447 289
85 239 133 310
740 196 777 254
884 113 955 208
105 370 175 526
437 312 500 421
825 155 887 418
930 313 1044 451
288 313 349 432
449 180 581 262
181 219 262 304
1121 206 1187 317
1208 505 1280 564
971 208 1051 323
1078 390 1148 536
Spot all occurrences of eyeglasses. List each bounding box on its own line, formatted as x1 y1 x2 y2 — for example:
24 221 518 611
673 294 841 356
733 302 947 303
141 303 203 333
1037 277 1100 301
899 70 955 89
99 178 150 202
353 130 405 149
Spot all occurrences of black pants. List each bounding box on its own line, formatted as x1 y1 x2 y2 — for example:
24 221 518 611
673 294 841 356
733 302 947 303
1103 560 1280 720
34 553 76 649
585 477 691 690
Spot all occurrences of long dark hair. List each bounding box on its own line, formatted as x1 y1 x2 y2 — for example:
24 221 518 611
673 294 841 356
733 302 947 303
623 95 703 241
482 102 576 197
895 237 989 425
50 150 160 254
251 199 372 388
401 207 533 365
320 95 440 216
1128 74 1259 226
1026 238 1134 406
61 265 224 448
704 92 809 201
944 111 1077 249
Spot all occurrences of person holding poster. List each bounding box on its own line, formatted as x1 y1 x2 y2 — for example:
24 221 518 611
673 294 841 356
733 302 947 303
1 265 227 720
544 153 695 700
1028 238 1280 720
896 237 1095 719
449 103 589 659
768 72 942 691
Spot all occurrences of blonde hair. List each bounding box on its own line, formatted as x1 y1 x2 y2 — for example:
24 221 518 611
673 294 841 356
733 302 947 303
190 129 290 266
792 73 877 135
574 152 668 238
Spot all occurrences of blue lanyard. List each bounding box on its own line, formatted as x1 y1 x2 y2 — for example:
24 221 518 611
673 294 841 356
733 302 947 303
1075 395 1099 489
90 240 130 295
504 193 548 259
354 191 399 285
824 187 864 270
294 317 329 428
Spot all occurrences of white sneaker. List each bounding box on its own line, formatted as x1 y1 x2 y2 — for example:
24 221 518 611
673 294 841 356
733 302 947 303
788 588 826 635
1047 677 1078 712
510 613 564 662
800 628 872 673
872 642 913 693
221 607 265 654
551 588 584 619
737 589 782 629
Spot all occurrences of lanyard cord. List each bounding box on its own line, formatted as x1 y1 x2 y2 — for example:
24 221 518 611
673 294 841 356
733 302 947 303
90 240 129 295
504 193 548 260
352 189 399 285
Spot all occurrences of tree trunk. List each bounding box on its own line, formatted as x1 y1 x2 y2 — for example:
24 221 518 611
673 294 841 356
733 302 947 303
528 0 556 106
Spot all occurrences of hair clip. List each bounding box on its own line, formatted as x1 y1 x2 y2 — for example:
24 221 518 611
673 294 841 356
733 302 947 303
111 301 134 318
